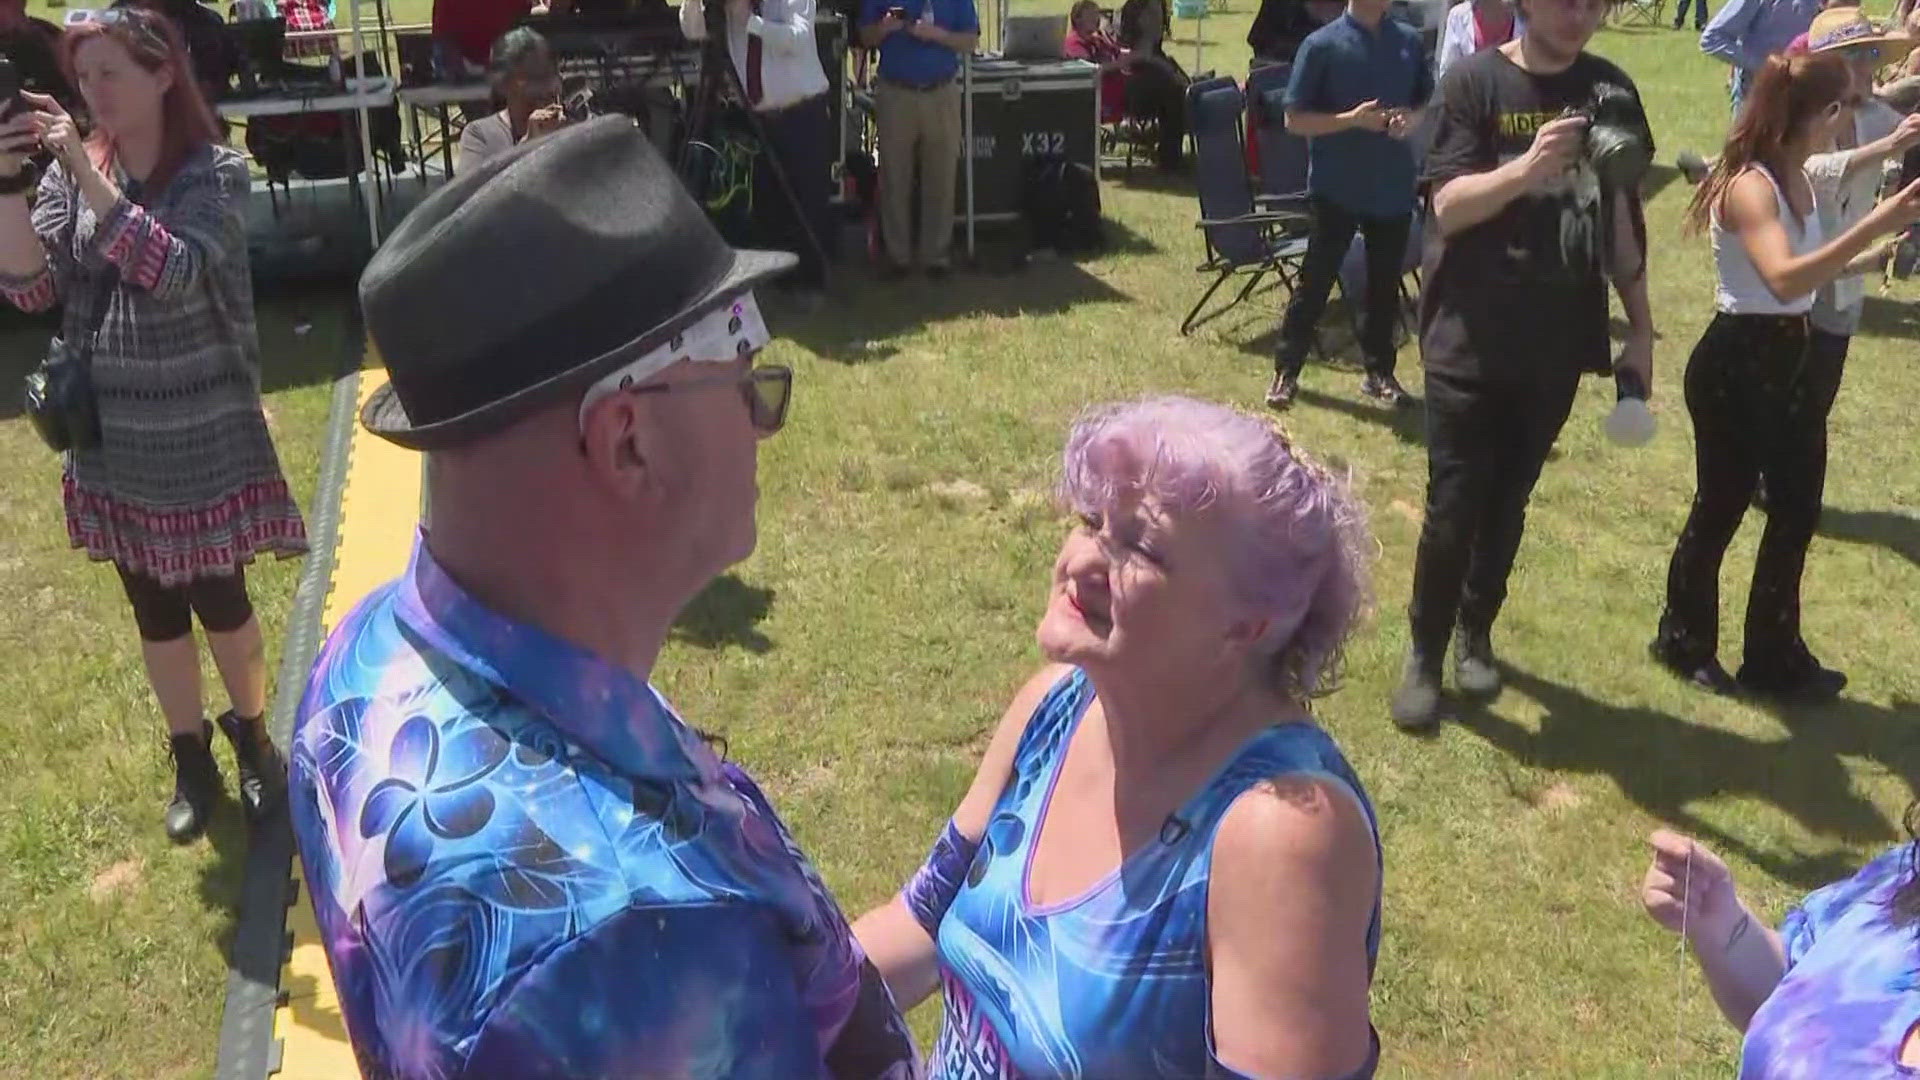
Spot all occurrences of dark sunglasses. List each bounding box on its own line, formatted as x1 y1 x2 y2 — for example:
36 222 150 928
622 365 793 435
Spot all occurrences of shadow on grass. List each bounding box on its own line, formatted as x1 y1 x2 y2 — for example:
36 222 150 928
671 574 776 653
782 248 1131 363
1454 667 1919 891
1292 384 1427 445
194 794 258 963
1104 167 1198 197
1820 506 1920 567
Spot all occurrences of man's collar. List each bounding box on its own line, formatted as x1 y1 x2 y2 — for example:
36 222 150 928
394 533 716 783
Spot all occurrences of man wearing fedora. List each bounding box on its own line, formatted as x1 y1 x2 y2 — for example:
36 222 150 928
287 118 920 1080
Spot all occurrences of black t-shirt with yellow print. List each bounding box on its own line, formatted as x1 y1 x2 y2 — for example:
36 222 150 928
1418 46 1649 380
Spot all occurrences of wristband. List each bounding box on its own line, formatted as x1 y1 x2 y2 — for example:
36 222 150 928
901 819 980 938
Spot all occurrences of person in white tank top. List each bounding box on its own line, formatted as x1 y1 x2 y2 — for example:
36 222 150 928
1651 50 1920 701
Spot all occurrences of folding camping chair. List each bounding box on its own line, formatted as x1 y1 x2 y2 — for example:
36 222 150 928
1247 74 1310 214
1181 75 1313 335
1614 0 1666 28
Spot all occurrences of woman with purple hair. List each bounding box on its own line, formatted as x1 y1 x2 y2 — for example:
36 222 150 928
854 396 1383 1079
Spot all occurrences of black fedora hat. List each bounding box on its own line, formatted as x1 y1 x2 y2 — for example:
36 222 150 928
358 116 795 449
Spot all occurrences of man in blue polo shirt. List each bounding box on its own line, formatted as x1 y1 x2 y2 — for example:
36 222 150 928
860 0 980 277
1268 0 1431 409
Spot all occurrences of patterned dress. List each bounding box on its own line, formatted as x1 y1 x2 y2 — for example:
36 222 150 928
289 537 921 1080
930 668 1383 1079
0 145 307 586
1741 844 1920 1078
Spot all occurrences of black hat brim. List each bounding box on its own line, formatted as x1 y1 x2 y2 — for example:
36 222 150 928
359 245 797 451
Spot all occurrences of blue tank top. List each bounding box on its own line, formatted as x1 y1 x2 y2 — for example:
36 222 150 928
930 668 1383 1079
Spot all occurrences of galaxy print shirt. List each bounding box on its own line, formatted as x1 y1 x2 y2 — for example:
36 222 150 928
1743 844 1920 1079
289 537 919 1080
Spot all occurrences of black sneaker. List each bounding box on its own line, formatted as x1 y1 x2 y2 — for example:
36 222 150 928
925 263 952 282
1266 370 1300 409
165 721 224 844
1453 626 1502 696
1648 639 1740 696
1362 371 1412 407
1390 651 1443 732
217 710 287 824
1738 652 1847 701
878 261 910 282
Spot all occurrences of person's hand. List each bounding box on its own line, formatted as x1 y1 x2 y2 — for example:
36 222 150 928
1617 326 1654 397
907 15 944 42
1890 110 1920 153
1868 176 1920 235
25 93 84 177
525 104 567 140
1642 830 1742 943
1341 99 1388 132
1516 114 1587 189
1385 108 1413 140
875 10 905 35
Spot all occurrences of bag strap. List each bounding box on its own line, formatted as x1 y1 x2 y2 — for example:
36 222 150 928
73 263 121 372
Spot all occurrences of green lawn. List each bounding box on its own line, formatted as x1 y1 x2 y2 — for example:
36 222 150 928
2 4 1918 1078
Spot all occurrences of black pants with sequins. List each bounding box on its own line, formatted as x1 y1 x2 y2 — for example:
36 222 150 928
1407 363 1583 666
1656 313 1849 672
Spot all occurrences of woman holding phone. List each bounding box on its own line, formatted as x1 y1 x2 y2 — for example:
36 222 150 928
0 7 306 842
455 27 571 175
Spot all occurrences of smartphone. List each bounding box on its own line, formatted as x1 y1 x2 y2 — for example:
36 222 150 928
0 59 21 123
886 5 909 19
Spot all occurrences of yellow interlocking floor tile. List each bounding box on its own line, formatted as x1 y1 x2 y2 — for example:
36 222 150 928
272 363 422 1077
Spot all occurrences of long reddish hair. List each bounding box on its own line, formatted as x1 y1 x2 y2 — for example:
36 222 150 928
60 6 223 191
1686 52 1852 233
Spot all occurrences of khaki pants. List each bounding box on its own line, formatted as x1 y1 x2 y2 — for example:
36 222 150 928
875 79 962 269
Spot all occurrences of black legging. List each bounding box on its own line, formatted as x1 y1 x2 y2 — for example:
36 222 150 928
116 564 255 643
1656 313 1846 673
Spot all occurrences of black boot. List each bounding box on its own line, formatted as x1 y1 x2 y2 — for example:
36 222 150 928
217 710 287 824
166 722 223 843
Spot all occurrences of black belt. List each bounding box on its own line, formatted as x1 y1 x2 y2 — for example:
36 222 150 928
880 75 955 91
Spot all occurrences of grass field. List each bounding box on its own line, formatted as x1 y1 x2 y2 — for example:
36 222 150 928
2 2 1919 1077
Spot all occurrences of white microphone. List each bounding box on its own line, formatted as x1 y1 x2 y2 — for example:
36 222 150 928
1605 363 1656 447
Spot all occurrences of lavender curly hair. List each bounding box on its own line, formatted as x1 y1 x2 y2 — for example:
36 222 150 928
1055 396 1376 704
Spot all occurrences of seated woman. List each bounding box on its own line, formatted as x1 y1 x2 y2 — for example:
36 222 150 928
456 27 568 174
1643 826 1920 1075
854 397 1382 1079
1064 0 1184 170
1113 0 1190 169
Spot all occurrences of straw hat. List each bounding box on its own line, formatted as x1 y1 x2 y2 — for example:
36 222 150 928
1797 7 1917 61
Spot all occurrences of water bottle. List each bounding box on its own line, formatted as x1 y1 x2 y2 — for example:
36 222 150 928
1605 363 1656 447
328 50 343 89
